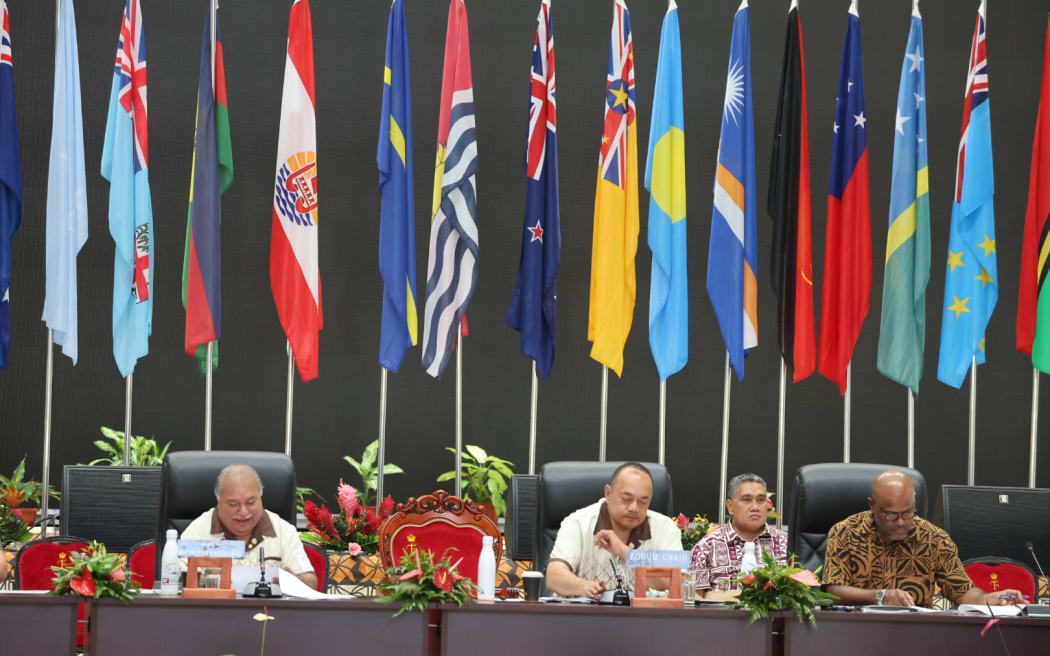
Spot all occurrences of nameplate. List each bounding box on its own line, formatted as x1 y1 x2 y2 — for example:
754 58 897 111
625 550 691 569
177 539 246 558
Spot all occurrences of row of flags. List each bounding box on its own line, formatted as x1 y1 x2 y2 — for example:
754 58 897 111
1 0 1048 398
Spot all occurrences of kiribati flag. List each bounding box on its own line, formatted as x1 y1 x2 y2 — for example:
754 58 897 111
0 0 21 370
507 0 559 382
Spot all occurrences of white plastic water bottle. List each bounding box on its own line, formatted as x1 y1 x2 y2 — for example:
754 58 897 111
160 529 180 596
477 535 496 600
739 541 759 576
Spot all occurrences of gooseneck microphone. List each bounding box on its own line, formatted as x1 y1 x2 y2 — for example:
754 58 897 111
1026 541 1047 583
1023 541 1050 616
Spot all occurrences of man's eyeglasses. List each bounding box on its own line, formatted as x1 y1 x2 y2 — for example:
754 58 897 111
877 509 916 522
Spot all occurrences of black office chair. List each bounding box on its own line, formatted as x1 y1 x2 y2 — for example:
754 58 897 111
154 451 297 576
787 463 927 572
533 461 673 575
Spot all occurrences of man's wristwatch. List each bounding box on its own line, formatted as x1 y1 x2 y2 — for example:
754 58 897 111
875 589 887 606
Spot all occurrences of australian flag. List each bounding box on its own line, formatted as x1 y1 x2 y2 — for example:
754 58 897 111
0 0 21 370
507 0 560 381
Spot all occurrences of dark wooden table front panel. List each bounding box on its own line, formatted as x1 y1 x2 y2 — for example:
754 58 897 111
0 593 80 654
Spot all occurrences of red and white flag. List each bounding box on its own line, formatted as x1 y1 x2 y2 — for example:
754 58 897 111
270 0 322 381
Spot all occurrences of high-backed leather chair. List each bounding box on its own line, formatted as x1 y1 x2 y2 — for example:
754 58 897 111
787 463 927 572
534 461 673 575
154 451 297 575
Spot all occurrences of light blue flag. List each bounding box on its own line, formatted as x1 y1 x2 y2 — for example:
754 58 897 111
102 0 153 378
646 0 687 381
41 0 88 364
937 8 996 388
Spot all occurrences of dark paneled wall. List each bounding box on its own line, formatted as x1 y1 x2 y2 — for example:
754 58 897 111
1 0 1047 521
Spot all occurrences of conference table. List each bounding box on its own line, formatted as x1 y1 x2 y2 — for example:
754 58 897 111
0 593 80 654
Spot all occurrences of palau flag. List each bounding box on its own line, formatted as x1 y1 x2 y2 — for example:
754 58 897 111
422 0 478 379
819 0 871 395
507 0 559 382
707 0 757 381
588 0 638 378
378 0 417 374
938 0 996 389
768 0 815 383
102 0 154 378
0 0 21 370
42 0 88 365
1017 14 1050 374
183 1 233 375
271 0 322 381
646 0 687 382
877 5 930 396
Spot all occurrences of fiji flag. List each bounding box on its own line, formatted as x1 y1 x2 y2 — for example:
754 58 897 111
707 0 757 381
507 0 559 382
102 0 154 378
378 0 418 373
938 0 996 388
0 0 21 370
647 0 687 381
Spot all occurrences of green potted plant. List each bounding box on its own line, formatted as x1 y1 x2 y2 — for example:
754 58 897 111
436 445 514 519
0 498 32 548
87 427 171 466
732 550 836 627
343 440 404 508
0 457 60 526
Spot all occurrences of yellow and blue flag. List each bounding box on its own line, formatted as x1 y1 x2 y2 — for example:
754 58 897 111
646 0 687 382
938 2 996 388
877 6 930 395
378 0 417 373
707 0 757 380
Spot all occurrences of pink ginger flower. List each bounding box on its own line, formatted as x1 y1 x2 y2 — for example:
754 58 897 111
337 479 360 518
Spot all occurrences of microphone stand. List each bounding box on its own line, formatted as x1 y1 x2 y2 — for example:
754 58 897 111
1025 541 1050 615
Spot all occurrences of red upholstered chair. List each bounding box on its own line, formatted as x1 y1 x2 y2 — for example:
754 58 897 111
302 541 329 592
127 539 156 589
378 490 502 584
14 536 92 647
964 557 1039 604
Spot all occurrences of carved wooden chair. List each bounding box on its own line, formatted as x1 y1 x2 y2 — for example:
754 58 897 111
377 490 502 584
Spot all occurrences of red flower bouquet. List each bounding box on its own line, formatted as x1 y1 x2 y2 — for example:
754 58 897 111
376 547 475 616
301 480 394 555
50 541 139 602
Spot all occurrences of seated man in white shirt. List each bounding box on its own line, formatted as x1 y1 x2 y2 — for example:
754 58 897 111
180 464 317 590
545 462 683 599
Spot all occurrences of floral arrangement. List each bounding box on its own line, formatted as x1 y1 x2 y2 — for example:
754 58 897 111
301 479 394 555
49 541 140 602
375 547 476 616
675 513 712 551
732 550 836 627
0 498 31 547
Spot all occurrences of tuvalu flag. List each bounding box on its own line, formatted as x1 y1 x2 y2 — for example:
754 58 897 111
0 0 20 370
507 0 559 382
102 0 154 378
422 0 479 380
1017 14 1050 374
271 0 322 381
378 0 417 374
768 0 814 383
818 0 871 395
183 1 233 375
938 0 996 388
588 0 638 378
646 0 687 382
708 0 757 381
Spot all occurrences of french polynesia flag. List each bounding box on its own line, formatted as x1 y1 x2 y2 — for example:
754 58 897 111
818 0 871 395
270 0 322 381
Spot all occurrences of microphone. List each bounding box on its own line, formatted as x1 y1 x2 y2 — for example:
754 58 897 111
244 546 282 598
1023 541 1050 616
603 558 630 606
1026 541 1047 583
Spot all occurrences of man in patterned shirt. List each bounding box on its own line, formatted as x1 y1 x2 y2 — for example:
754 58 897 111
690 473 787 593
822 470 1023 608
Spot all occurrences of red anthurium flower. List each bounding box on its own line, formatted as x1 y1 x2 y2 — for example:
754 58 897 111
763 579 777 591
70 566 96 597
399 569 423 582
741 575 755 586
981 618 1000 638
788 570 820 587
109 567 126 583
675 513 690 530
433 567 455 593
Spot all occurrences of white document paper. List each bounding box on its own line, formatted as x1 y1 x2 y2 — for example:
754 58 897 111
957 604 1024 617
276 568 353 600
231 565 279 593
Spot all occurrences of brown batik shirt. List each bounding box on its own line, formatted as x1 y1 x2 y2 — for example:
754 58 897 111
822 511 974 607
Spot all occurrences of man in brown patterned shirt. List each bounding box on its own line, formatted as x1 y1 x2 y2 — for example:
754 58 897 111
822 470 1024 608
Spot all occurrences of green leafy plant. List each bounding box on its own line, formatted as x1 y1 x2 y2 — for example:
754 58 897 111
436 445 514 517
49 541 140 602
0 499 32 547
295 486 325 514
732 550 837 627
343 440 403 508
675 513 712 551
375 547 476 616
0 457 60 508
88 427 171 466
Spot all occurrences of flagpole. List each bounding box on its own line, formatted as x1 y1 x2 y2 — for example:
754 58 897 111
204 342 214 450
776 358 786 530
210 0 217 90
377 366 388 511
718 351 731 526
528 361 538 474
455 330 463 497
41 330 55 537
284 341 294 456
658 380 666 465
907 390 915 469
123 374 133 464
599 365 608 461
1030 368 1039 488
843 362 851 462
968 355 977 485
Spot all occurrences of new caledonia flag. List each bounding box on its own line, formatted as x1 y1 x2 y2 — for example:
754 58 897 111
819 0 871 395
183 1 233 374
0 0 20 370
708 0 757 381
507 0 559 382
271 0 322 381
102 0 154 378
